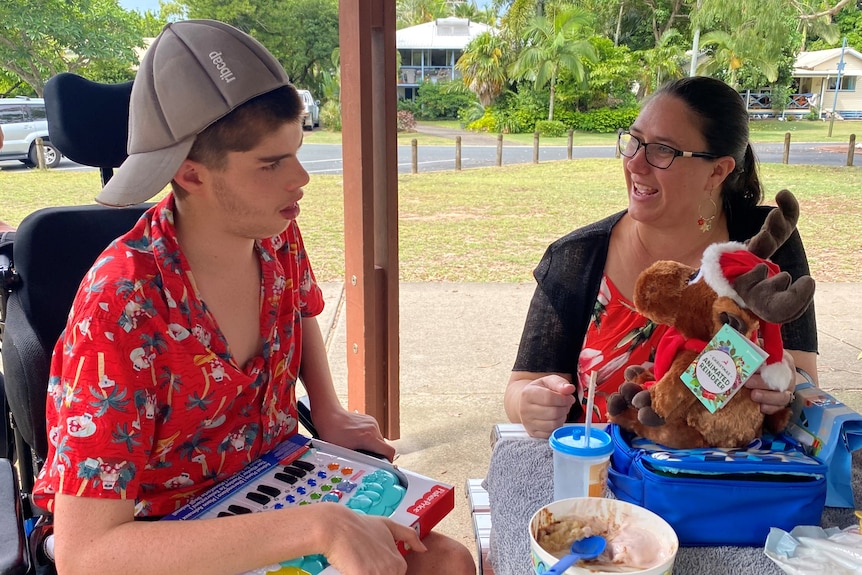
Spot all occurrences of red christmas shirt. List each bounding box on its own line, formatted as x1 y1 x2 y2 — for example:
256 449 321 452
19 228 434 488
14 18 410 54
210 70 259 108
32 195 324 517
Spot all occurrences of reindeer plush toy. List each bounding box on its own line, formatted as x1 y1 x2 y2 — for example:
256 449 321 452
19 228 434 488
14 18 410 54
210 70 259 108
606 190 815 449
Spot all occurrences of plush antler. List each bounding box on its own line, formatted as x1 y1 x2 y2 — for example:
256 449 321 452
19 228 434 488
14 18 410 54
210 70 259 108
733 264 815 323
731 189 814 323
746 189 799 259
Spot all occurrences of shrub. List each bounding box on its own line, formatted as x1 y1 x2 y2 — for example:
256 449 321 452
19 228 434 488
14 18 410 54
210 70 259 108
553 109 578 128
571 106 639 133
535 120 567 137
397 110 416 132
412 80 478 120
458 102 485 127
320 100 342 131
805 107 820 121
466 110 498 132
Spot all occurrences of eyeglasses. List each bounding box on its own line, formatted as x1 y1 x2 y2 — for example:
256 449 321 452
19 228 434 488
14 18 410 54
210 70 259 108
617 130 718 169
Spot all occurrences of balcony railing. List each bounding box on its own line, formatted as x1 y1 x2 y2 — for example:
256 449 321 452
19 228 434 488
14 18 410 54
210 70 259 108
399 66 460 85
742 91 815 111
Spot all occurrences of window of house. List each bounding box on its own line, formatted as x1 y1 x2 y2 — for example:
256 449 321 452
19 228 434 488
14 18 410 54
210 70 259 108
827 76 857 91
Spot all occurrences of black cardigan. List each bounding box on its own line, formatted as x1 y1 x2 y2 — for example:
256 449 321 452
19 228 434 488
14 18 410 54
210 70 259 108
513 207 818 404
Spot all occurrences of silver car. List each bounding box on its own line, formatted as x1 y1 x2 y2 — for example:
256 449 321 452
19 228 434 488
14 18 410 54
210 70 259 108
0 97 63 168
297 89 320 130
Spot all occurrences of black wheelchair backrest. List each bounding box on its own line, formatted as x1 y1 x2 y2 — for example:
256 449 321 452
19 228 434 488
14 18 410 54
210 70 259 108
2 205 148 459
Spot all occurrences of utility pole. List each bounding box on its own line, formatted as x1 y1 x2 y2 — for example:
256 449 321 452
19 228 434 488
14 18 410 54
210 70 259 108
614 1 623 47
689 0 702 77
828 37 847 138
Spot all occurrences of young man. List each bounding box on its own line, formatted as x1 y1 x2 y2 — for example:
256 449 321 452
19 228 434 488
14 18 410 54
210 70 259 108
31 20 475 575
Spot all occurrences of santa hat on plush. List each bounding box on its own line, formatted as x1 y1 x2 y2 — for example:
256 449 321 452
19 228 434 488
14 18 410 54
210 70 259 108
699 241 794 391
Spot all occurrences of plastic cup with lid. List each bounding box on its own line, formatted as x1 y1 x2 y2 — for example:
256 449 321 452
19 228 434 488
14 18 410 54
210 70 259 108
549 424 613 501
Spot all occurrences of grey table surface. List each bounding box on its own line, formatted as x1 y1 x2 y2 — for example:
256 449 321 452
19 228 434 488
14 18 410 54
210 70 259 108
484 437 861 575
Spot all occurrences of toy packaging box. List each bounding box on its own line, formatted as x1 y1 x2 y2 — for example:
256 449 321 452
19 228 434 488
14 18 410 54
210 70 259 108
162 434 455 574
786 382 862 508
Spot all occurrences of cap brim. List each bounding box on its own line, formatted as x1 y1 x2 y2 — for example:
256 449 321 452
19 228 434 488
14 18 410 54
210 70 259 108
95 137 195 207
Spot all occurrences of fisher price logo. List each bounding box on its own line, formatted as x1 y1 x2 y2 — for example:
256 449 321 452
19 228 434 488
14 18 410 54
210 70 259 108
209 51 236 84
407 485 448 515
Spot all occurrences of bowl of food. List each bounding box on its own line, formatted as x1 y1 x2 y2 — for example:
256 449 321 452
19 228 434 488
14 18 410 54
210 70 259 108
529 497 678 575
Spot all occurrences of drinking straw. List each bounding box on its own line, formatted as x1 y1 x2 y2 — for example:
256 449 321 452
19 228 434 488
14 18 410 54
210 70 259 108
584 371 597 443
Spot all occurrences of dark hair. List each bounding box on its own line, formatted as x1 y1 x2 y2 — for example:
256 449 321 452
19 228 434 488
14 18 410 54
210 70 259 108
653 77 763 217
187 85 303 168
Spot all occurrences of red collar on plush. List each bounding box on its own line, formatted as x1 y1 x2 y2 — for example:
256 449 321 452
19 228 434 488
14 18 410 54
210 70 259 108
643 327 708 388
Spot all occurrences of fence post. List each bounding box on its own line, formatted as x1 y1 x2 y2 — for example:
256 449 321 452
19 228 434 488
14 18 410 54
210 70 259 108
496 134 503 166
533 132 540 164
455 136 461 171
782 132 791 164
567 129 573 160
35 137 46 169
411 138 418 174
848 134 856 167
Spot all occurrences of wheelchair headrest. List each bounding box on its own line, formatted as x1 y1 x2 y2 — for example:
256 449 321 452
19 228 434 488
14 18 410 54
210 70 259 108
43 73 132 169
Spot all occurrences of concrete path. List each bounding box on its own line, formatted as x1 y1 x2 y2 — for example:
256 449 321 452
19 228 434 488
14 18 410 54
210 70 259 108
316 281 862 563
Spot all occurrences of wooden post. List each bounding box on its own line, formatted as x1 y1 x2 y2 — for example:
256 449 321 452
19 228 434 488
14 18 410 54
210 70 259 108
848 134 856 167
782 132 791 164
411 139 418 174
496 134 503 166
455 135 461 171
533 132 540 164
339 0 400 438
567 130 573 160
35 137 46 169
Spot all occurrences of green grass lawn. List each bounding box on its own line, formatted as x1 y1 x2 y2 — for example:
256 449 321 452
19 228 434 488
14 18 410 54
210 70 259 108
1 159 858 284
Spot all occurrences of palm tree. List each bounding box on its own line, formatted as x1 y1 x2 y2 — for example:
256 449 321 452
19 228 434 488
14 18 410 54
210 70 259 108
509 7 597 121
637 29 685 97
697 30 779 89
456 31 509 106
397 0 448 27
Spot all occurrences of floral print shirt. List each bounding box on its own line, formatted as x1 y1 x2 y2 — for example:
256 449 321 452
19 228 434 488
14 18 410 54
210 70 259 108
576 275 668 422
32 195 324 517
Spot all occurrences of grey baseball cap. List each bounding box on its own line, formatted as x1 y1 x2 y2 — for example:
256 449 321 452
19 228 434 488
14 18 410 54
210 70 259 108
96 20 291 207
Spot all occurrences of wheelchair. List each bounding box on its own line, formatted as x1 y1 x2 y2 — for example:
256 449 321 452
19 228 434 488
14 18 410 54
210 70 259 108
0 73 143 575
0 73 329 575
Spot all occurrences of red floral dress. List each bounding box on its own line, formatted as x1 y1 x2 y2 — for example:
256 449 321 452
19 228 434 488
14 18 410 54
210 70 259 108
576 275 668 422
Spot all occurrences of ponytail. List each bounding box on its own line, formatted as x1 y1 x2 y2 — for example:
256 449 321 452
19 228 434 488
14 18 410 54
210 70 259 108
722 144 763 219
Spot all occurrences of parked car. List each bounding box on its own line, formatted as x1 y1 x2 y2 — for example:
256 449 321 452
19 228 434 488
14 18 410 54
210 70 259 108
297 89 320 130
0 97 63 168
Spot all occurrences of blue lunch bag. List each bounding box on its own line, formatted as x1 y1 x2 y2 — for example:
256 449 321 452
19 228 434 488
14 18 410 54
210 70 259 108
607 423 828 546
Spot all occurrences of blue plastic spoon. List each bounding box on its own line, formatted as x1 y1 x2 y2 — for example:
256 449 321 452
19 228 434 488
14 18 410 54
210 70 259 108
544 535 607 575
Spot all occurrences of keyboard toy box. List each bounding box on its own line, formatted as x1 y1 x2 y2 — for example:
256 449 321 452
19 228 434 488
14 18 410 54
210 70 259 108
162 434 455 575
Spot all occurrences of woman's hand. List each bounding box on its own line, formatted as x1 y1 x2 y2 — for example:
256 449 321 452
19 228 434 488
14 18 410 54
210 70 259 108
746 353 796 415
313 406 396 461
516 375 576 439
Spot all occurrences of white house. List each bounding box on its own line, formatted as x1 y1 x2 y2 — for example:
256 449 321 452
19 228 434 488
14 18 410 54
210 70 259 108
792 47 862 118
396 17 495 99
744 47 862 119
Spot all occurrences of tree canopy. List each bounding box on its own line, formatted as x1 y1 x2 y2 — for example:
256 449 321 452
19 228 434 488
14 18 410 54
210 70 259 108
0 0 145 96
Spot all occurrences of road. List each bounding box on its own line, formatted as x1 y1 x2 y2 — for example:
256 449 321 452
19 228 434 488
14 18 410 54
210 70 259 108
1 141 857 175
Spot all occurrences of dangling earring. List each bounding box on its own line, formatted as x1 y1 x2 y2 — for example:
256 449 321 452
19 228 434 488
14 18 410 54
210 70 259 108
697 194 717 233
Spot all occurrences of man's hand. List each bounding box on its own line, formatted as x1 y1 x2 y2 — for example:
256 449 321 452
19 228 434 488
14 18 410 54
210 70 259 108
518 375 576 438
314 407 396 461
322 508 426 575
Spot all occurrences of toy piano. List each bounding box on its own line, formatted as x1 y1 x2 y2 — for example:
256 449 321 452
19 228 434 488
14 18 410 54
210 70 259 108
162 434 455 575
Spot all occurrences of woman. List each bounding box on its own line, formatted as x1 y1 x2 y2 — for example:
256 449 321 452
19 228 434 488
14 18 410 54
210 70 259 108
505 76 818 438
